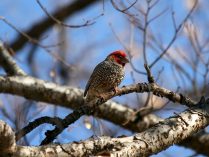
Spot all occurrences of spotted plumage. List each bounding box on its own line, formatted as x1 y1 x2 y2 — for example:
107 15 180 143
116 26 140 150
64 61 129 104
84 50 129 103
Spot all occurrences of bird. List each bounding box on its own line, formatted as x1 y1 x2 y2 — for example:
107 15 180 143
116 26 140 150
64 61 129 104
84 50 129 104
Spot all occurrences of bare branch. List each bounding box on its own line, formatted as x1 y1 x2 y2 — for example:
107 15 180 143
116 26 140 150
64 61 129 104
0 76 197 109
144 64 155 83
148 7 168 24
149 0 198 68
9 0 100 52
40 105 93 145
109 23 146 75
15 116 63 141
142 0 150 64
36 0 102 28
0 17 74 68
171 11 177 30
0 42 26 76
111 0 137 13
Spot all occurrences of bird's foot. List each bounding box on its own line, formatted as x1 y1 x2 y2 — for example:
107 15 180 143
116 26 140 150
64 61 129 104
98 93 107 102
113 87 119 95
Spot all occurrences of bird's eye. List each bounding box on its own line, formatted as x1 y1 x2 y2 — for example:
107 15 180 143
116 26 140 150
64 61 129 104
117 55 122 58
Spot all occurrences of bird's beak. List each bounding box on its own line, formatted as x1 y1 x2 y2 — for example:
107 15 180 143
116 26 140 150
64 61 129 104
121 57 129 64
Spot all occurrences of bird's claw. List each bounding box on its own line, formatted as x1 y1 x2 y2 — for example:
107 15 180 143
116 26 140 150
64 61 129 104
98 94 106 102
113 87 119 95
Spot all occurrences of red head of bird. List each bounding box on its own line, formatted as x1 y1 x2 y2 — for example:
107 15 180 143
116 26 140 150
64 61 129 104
106 50 129 67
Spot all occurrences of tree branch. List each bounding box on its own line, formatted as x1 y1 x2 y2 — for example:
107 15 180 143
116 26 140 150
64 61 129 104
0 76 197 109
36 0 98 28
0 42 26 76
9 0 100 52
180 132 209 156
15 116 63 141
149 0 198 68
40 105 94 145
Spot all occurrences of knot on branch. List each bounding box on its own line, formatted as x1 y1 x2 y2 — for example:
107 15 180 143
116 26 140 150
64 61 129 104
196 96 209 112
137 83 150 93
152 90 163 97
179 93 195 107
144 64 155 83
167 91 176 102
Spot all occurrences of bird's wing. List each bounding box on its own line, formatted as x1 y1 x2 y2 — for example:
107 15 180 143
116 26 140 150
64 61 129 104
84 78 91 97
84 61 107 97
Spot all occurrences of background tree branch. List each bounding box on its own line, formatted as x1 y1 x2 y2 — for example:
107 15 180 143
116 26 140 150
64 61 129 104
0 42 26 76
9 0 100 52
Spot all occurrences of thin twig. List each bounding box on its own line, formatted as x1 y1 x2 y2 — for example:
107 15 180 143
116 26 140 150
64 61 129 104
40 104 96 145
111 0 137 13
149 0 198 68
36 0 102 28
109 23 146 75
0 16 73 68
10 0 99 52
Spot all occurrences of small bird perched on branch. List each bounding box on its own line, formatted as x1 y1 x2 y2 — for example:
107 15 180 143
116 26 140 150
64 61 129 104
84 50 129 104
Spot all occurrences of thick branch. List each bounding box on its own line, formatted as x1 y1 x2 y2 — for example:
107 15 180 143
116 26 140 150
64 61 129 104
110 107 209 156
0 76 196 109
180 132 209 156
